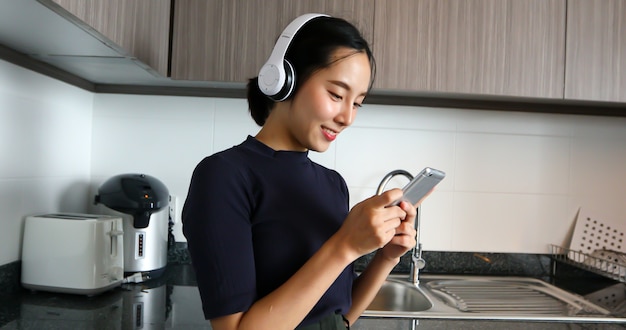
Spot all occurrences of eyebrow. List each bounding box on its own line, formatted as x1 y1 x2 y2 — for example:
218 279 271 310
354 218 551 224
329 80 367 97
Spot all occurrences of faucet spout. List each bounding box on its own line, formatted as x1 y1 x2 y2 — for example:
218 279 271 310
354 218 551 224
376 170 424 286
376 169 414 195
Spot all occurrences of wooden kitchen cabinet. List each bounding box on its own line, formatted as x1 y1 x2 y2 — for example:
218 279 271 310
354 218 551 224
170 0 374 82
372 0 566 99
50 0 171 76
565 0 626 103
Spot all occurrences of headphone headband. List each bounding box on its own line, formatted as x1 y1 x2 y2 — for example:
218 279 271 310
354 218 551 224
258 13 329 101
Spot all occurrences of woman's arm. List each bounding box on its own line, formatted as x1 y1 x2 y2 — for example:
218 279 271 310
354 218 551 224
212 232 354 330
344 201 418 325
211 189 408 330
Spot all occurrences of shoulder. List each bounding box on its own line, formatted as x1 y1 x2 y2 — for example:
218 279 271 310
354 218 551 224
311 161 349 196
192 141 259 178
194 147 245 174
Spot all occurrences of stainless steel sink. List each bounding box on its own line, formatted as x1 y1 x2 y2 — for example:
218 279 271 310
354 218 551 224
367 278 432 313
364 274 625 323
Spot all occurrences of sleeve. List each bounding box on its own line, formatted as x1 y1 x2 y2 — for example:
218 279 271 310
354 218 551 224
182 154 257 319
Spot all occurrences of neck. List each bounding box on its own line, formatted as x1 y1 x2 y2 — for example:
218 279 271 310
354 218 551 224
255 102 306 152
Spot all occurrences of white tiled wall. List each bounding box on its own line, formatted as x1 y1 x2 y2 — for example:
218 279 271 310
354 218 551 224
0 59 94 265
89 95 626 254
88 95 260 245
2 57 626 266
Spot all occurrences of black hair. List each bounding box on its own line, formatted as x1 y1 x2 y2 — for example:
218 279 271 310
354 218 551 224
247 16 376 126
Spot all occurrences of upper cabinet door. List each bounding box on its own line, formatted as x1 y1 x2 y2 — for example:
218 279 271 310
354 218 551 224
372 0 566 99
565 0 626 103
170 0 374 82
51 0 171 77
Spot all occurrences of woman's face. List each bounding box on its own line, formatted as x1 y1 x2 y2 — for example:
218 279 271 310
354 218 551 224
285 47 371 152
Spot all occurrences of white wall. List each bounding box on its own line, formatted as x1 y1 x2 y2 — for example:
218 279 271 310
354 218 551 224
2 57 625 264
0 59 94 265
88 95 260 246
89 94 626 254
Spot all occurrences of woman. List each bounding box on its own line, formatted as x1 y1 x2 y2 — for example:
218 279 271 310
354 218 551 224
182 14 417 330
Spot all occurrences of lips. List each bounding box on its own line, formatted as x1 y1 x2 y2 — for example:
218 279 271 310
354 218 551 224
321 126 338 141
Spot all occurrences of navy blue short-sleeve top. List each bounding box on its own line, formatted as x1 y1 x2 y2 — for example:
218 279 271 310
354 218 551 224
182 136 354 326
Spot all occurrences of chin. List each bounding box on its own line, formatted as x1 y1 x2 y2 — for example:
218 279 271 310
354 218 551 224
310 143 330 153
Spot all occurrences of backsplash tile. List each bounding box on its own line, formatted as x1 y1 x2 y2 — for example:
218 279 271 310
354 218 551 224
336 127 455 189
454 109 573 137
34 96 626 254
454 132 570 194
450 192 571 252
1 60 93 265
355 104 458 131
3 58 626 262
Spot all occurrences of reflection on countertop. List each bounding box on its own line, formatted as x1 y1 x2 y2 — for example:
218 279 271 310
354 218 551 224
1 264 208 330
0 253 625 329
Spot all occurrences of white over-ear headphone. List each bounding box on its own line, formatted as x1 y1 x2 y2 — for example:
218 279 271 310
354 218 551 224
258 13 329 101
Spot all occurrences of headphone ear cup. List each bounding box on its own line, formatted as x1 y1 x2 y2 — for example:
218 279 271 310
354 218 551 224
258 14 328 101
270 60 295 102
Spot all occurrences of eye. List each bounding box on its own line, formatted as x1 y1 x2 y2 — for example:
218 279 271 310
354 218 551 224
353 97 365 109
329 91 342 101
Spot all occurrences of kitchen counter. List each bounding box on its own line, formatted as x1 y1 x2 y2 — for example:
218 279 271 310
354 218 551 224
0 250 625 329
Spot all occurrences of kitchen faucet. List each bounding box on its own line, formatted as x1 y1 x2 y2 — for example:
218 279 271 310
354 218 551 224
376 170 425 286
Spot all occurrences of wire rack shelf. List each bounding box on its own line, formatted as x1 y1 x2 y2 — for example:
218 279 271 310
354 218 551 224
550 244 626 283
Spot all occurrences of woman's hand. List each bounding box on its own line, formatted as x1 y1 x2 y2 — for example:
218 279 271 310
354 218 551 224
335 189 407 260
379 200 417 262
344 198 417 324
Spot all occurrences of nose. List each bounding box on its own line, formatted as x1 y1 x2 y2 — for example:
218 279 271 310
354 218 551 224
335 102 356 127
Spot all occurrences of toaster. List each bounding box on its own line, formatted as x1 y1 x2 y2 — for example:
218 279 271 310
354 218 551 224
21 213 124 295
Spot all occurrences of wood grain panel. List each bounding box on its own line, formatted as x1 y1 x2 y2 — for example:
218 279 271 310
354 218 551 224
565 0 626 102
52 0 171 76
372 0 566 98
170 0 374 82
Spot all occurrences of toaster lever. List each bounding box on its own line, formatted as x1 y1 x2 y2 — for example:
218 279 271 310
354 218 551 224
108 228 123 257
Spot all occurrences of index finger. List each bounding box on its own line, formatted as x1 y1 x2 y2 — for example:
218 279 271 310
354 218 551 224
374 189 404 208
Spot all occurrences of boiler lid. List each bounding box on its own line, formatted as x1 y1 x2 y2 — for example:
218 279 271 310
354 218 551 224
95 173 169 212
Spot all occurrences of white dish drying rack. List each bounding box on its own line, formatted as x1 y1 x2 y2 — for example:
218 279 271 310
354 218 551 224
550 208 626 283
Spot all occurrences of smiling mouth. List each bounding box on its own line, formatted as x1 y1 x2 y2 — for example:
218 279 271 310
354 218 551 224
322 127 338 141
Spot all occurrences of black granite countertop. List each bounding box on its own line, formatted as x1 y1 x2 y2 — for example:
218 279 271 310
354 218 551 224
0 248 625 329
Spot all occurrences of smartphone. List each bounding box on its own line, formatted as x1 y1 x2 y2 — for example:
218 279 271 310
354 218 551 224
391 167 445 206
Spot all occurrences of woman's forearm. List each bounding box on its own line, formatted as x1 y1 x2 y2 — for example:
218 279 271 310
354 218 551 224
345 250 399 325
216 233 357 330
